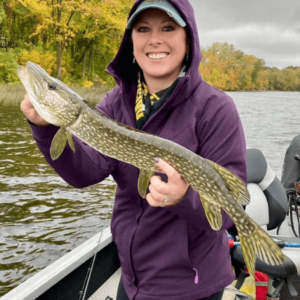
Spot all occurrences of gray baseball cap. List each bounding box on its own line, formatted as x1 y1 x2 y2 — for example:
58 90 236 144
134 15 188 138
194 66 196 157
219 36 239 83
126 0 186 29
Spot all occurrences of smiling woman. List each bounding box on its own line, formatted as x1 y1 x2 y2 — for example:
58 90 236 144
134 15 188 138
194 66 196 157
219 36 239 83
20 1 247 300
131 9 190 94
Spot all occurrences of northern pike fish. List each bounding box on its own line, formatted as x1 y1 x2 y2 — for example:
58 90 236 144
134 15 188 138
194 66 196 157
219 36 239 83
18 61 285 278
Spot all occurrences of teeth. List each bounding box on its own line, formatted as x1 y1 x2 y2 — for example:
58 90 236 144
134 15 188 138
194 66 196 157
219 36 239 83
148 53 168 59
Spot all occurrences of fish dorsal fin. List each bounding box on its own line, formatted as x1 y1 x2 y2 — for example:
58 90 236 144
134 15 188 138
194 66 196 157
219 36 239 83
138 169 154 198
208 161 250 206
199 193 223 230
50 128 75 160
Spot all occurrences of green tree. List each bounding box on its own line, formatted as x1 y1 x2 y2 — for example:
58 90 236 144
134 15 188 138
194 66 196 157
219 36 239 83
5 0 133 81
0 48 20 83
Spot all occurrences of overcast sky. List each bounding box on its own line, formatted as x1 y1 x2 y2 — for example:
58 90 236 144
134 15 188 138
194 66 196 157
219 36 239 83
189 0 300 69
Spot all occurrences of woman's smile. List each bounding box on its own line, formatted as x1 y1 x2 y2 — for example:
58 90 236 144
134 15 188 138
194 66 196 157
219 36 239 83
147 52 170 60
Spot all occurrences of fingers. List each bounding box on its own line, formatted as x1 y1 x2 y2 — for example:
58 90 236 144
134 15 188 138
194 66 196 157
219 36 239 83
145 158 189 208
148 177 165 200
149 175 167 194
155 158 181 181
146 193 161 207
146 189 172 207
146 176 165 207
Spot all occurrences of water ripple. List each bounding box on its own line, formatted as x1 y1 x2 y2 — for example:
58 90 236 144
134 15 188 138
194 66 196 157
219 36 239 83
1 94 299 296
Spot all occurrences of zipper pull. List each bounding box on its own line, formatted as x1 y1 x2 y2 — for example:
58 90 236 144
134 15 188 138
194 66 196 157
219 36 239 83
193 268 198 284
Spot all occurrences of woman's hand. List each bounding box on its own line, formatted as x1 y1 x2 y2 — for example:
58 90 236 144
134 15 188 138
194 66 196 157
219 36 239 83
146 158 190 207
21 94 50 127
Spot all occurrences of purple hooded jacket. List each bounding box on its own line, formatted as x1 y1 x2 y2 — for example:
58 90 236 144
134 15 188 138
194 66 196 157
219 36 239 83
30 0 247 299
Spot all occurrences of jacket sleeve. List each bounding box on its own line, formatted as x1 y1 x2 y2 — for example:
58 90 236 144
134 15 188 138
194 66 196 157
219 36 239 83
168 92 247 231
29 88 119 188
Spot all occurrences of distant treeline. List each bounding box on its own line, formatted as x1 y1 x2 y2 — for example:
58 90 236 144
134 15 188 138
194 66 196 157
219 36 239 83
200 43 300 91
0 0 299 91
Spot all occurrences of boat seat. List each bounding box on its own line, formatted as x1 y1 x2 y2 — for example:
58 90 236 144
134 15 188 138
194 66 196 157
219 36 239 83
232 149 300 279
233 244 299 278
245 148 288 230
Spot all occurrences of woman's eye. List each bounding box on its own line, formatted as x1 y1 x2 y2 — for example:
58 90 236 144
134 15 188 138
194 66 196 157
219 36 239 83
163 26 174 32
138 27 149 32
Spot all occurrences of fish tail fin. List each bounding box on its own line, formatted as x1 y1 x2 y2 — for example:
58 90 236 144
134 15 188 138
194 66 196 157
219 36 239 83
238 223 285 279
238 234 257 279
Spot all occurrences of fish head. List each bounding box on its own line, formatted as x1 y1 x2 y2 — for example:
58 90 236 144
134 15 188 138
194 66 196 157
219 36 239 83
18 62 83 127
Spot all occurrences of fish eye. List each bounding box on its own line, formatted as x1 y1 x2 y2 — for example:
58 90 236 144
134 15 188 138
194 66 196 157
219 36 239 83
48 83 57 90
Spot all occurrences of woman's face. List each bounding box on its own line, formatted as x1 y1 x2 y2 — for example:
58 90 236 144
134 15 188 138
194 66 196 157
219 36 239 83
132 9 189 83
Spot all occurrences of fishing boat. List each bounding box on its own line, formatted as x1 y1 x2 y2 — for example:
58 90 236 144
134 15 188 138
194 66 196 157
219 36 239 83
2 140 300 300
1 226 121 300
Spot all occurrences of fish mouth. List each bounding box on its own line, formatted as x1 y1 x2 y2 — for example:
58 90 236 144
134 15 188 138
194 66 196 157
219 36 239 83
25 62 51 94
17 63 50 118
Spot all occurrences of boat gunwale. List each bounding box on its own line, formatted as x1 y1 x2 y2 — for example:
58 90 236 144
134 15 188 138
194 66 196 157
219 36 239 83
1 227 112 300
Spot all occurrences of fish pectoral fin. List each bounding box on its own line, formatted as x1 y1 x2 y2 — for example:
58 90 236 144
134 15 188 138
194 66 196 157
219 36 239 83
199 193 223 231
138 169 154 199
208 160 250 206
50 128 68 160
67 132 75 153
237 223 285 279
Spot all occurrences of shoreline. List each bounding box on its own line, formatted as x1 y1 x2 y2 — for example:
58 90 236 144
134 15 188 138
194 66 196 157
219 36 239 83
0 84 299 107
0 84 110 106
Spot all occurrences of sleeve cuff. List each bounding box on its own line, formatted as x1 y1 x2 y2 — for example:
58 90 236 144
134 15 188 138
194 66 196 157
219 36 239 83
28 120 59 145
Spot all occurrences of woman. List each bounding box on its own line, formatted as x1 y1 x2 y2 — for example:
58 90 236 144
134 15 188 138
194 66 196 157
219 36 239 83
21 0 247 299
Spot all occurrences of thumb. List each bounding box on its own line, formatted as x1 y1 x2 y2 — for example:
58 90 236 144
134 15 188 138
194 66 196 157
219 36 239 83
154 158 178 178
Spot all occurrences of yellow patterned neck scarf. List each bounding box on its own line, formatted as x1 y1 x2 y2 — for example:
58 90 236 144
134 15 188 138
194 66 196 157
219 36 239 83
135 72 160 124
135 67 185 129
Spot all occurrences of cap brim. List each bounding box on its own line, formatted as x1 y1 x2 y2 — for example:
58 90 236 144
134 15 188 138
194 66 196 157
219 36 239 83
127 3 186 29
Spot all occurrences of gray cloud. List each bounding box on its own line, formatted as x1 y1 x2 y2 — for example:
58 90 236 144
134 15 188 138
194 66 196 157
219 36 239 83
189 0 300 68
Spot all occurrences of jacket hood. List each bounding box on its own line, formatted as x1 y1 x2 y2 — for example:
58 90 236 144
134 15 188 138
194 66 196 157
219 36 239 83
106 0 202 92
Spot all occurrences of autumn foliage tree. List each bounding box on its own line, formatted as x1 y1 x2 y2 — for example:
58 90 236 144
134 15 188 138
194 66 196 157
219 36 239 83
0 0 134 85
200 42 300 91
200 43 265 90
1 2 300 90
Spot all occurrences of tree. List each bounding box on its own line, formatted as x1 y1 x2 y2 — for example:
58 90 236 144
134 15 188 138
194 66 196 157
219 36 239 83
199 42 300 91
200 43 257 90
7 0 133 80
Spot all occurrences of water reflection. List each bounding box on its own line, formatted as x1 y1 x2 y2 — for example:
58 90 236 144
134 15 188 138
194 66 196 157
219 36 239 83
0 107 115 296
227 91 300 179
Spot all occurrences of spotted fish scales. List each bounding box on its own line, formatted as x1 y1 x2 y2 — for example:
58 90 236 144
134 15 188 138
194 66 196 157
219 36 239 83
17 61 285 279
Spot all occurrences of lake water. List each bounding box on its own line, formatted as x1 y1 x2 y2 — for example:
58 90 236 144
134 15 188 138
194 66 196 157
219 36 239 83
227 91 300 178
0 91 299 296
